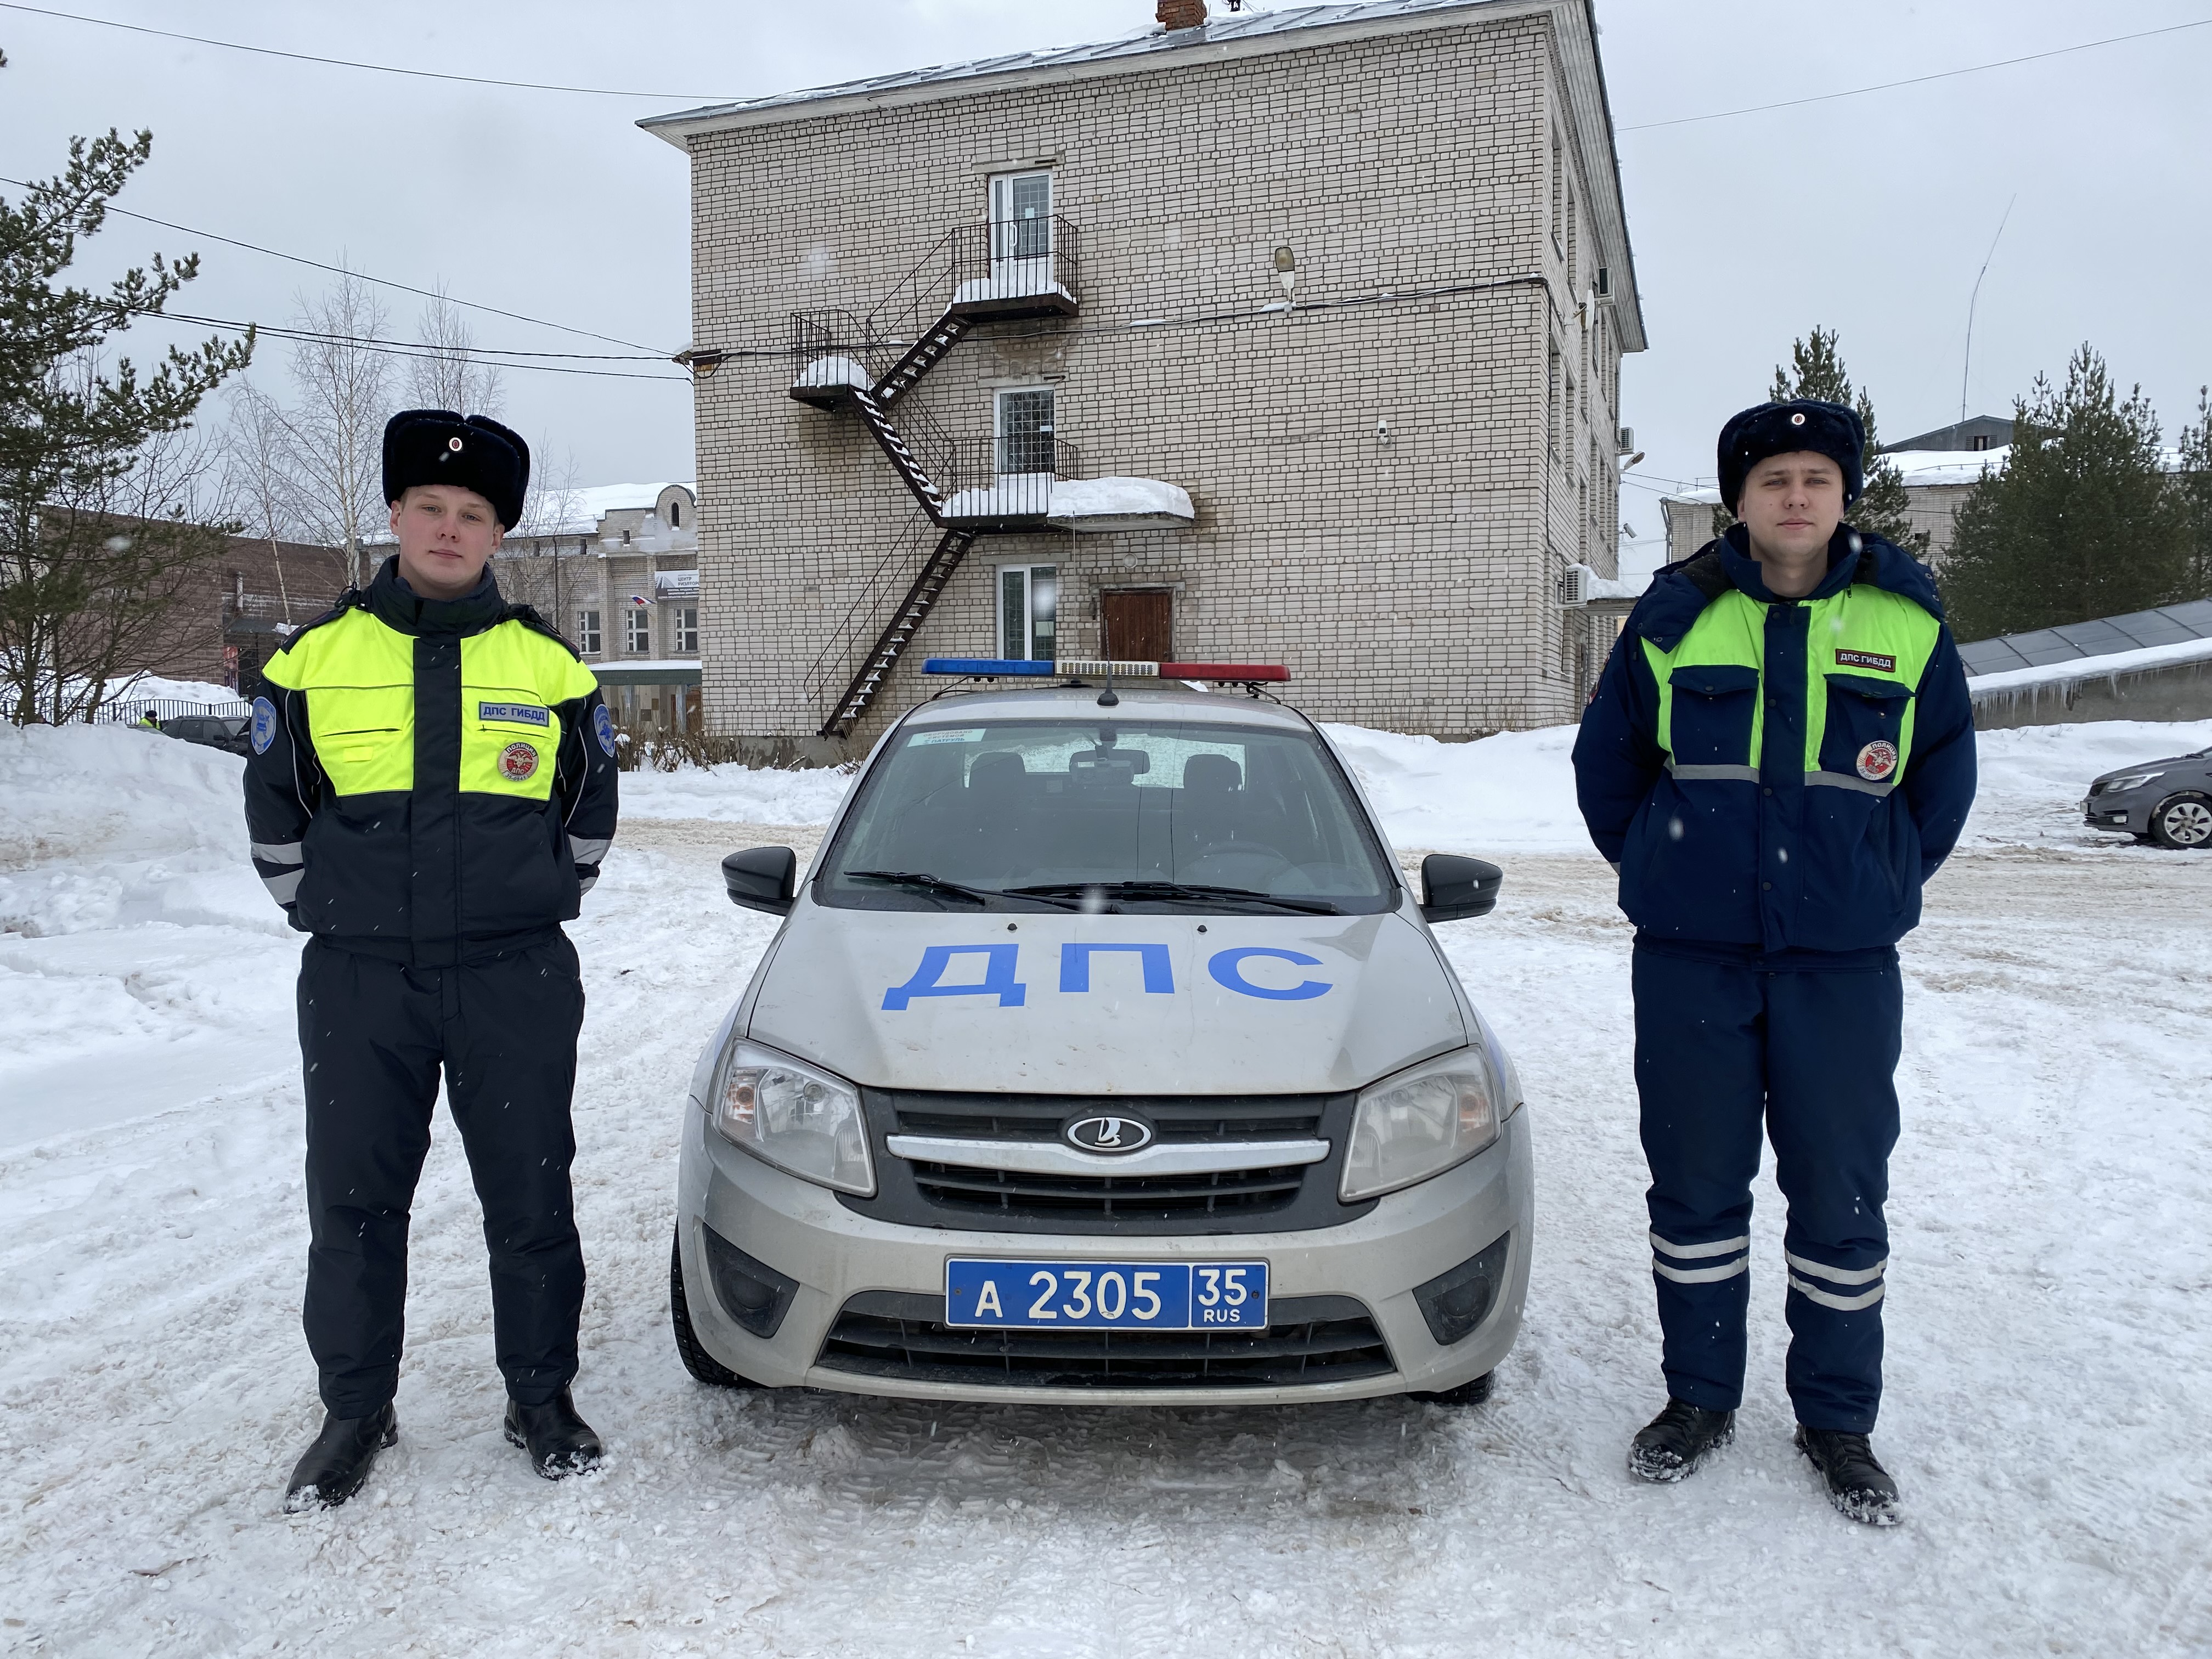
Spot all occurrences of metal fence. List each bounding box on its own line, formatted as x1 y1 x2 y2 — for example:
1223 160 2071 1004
95 697 254 726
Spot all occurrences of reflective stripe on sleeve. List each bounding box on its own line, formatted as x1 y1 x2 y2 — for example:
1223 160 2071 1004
1654 1256 1749 1285
1651 1232 1751 1260
568 834 613 865
577 873 598 895
261 869 303 905
1787 1274 1886 1311
251 840 304 864
1784 1250 1888 1286
1805 771 1897 797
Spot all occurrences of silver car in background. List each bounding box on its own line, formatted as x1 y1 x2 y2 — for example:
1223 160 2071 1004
2082 745 2212 848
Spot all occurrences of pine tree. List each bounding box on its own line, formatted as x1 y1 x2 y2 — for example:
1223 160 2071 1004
2177 387 2212 603
1 115 253 722
1939 345 2189 641
1711 326 1930 557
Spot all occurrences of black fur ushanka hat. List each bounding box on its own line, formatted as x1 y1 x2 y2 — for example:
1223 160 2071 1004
382 409 531 529
1718 399 1866 512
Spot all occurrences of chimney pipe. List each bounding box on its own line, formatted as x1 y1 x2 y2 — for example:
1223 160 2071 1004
1157 0 1206 30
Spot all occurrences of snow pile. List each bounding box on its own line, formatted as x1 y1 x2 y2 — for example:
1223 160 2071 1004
1323 723 1590 854
1046 475 1196 529
951 270 1073 307
2 722 249 873
106 672 248 706
792 354 873 391
941 472 1056 520
619 759 855 825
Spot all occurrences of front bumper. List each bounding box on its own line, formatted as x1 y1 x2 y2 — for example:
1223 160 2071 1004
2081 792 2148 834
674 1099 1534 1406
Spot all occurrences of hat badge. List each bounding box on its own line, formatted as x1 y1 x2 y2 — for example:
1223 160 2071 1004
448 436 465 451
1790 412 1806 426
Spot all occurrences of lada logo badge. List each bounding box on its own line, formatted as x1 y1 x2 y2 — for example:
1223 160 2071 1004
1063 1113 1155 1155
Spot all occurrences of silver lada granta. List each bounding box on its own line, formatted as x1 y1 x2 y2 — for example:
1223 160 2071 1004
670 674 1532 1407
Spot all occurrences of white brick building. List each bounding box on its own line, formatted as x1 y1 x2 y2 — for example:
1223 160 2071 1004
642 0 1642 759
494 482 703 735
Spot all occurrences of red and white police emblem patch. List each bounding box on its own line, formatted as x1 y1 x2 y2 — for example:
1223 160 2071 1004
498 741 539 782
1855 740 1899 782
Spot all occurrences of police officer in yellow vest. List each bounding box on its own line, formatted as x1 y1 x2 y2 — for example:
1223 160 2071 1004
244 410 620 1509
1572 400 1977 1525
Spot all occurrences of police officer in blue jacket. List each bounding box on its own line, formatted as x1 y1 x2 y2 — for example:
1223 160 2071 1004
1572 400 1977 1525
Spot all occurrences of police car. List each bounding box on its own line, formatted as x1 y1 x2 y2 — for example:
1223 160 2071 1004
670 658 1532 1406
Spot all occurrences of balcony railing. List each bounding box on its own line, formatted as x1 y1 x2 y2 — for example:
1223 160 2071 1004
938 437 1081 523
868 215 1081 341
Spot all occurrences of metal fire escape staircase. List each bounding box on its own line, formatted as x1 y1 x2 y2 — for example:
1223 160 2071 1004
791 218 1080 737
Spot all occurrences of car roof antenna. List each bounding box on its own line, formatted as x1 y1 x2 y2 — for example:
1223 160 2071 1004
1098 656 1118 708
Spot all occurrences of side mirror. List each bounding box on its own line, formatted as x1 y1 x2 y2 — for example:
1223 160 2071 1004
723 846 797 916
1419 854 1502 923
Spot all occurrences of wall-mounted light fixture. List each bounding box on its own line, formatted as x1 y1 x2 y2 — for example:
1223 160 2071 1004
1273 245 1297 301
673 347 727 379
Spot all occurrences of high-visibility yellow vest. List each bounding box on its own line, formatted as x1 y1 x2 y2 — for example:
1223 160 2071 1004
262 608 597 803
1641 585 1943 796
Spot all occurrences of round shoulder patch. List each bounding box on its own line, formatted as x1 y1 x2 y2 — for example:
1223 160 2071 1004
593 703 617 758
250 696 278 755
1856 740 1899 782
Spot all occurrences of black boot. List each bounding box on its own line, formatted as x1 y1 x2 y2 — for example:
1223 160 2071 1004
504 1387 603 1480
1796 1425 1901 1526
1628 1398 1735 1483
283 1402 397 1512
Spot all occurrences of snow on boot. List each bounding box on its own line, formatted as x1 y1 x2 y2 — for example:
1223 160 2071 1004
1795 1425 1901 1525
505 1387 603 1480
284 1402 397 1513
1628 1398 1735 1483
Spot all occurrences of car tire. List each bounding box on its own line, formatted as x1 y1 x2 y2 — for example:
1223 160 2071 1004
2147 792 2212 850
1409 1370 1494 1407
670 1226 764 1389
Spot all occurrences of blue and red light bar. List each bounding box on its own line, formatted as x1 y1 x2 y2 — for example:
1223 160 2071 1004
922 658 1289 682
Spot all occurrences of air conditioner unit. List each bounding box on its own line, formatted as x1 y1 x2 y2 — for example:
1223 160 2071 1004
1617 426 1635 454
1559 563 1592 607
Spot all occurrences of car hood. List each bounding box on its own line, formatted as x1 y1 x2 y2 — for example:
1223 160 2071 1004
2091 752 2208 786
743 904 1468 1096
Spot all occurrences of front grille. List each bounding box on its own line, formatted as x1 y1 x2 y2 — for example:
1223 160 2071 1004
817 1290 1395 1389
842 1089 1375 1235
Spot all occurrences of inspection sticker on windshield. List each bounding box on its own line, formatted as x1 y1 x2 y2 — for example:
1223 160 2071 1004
945 1259 1268 1330
908 728 986 746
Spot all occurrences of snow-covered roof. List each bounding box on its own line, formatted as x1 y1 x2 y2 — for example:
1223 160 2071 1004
1882 448 2009 488
1045 476 1197 531
519 482 695 537
643 3 1515 134
1966 635 2212 699
1959 597 2212 677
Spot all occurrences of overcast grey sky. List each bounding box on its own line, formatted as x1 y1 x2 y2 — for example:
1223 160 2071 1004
4 0 2208 559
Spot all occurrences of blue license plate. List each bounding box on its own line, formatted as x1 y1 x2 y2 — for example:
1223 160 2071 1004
944 1259 1269 1330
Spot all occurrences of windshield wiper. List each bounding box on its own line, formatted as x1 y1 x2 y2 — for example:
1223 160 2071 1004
844 870 1081 910
1007 881 1343 916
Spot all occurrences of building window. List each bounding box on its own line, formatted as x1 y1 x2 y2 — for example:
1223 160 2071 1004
989 170 1055 262
674 606 699 654
1547 340 1561 459
575 610 601 653
996 388 1056 475
626 606 651 653
997 564 1057 661
621 528 633 546
669 500 682 527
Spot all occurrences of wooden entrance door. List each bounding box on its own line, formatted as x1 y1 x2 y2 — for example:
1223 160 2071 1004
1102 589 1172 663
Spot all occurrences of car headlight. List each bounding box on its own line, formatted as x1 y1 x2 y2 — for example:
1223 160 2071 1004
708 1038 875 1196
2101 770 2164 793
1341 1047 1506 1202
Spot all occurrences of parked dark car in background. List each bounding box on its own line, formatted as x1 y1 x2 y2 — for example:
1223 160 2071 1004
152 714 254 759
2083 747 2212 848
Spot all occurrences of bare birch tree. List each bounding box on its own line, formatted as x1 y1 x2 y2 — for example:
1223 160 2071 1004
408 287 505 418
221 378 304 624
285 269 390 588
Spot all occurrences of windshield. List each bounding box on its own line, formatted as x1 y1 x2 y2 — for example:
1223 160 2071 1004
816 718 1399 913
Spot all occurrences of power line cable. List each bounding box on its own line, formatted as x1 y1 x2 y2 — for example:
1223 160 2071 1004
1620 16 2212 132
0 2 727 99
0 172 672 354
132 306 693 382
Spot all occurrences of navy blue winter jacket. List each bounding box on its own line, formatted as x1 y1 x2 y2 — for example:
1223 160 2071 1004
1572 526 1978 955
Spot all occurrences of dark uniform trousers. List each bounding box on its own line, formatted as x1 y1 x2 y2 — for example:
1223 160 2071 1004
1632 945 1901 1434
298 932 586 1417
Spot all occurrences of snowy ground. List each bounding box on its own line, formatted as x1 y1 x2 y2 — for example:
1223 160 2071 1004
3 719 2210 1657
